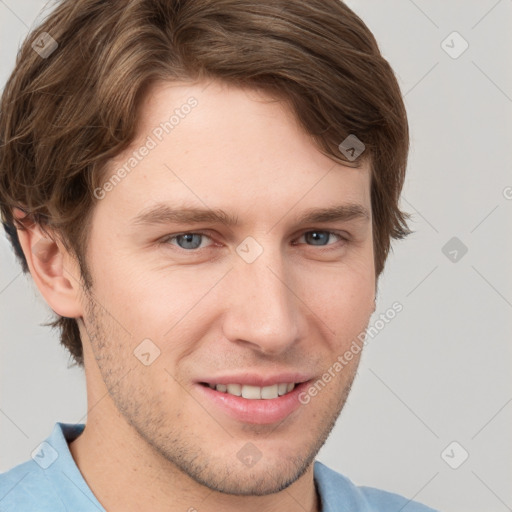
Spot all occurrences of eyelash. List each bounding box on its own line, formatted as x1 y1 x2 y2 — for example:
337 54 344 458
160 230 349 252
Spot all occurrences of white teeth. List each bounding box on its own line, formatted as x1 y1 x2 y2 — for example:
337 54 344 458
208 382 296 399
261 384 278 399
242 385 261 399
226 383 242 396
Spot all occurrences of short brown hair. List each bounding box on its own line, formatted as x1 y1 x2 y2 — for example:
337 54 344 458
0 0 412 368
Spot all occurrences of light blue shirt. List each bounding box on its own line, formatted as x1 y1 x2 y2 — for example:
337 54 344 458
0 422 439 511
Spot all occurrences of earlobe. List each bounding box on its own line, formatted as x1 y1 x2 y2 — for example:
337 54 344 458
13 208 84 319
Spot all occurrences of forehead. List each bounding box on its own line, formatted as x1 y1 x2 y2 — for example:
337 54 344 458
95 80 372 226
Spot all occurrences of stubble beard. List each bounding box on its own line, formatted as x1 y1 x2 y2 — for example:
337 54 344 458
80 290 360 496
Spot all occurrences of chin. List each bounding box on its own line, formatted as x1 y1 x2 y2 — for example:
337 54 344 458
188 454 314 496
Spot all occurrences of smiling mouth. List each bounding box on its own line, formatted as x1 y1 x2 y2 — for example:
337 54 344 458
200 382 296 399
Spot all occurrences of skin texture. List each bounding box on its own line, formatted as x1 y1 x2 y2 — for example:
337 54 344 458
16 80 376 512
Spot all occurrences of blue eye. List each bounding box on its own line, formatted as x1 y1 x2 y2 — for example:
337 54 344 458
166 232 212 250
296 230 345 246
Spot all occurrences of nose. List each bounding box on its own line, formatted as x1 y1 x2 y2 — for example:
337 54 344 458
220 244 304 355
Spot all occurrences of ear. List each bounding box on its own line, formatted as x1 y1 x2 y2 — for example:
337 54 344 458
13 208 84 318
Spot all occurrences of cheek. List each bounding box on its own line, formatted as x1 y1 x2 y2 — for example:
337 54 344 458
84 248 167 342
300 262 374 330
92 254 221 353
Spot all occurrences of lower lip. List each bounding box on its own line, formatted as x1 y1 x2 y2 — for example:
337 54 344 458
195 382 309 425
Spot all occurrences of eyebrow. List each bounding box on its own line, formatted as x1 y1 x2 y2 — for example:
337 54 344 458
130 202 370 228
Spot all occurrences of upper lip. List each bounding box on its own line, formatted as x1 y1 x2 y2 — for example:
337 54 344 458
199 373 313 387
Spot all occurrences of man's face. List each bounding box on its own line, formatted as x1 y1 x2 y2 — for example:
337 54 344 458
77 80 375 495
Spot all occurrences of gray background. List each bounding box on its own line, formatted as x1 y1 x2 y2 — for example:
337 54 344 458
1 1 511 511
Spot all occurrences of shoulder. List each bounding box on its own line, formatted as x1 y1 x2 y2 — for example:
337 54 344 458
0 458 65 511
314 461 440 512
0 422 102 512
